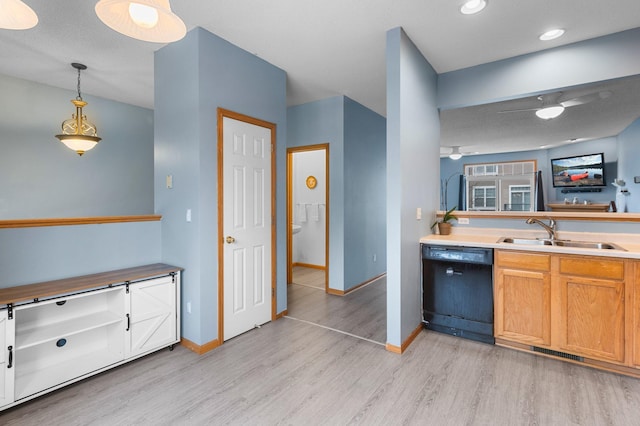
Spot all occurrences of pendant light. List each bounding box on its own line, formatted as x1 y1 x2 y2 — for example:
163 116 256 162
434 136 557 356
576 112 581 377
55 63 102 156
95 0 186 43
0 0 38 30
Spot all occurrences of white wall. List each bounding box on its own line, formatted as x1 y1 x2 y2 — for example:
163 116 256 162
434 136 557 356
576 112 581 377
292 150 326 266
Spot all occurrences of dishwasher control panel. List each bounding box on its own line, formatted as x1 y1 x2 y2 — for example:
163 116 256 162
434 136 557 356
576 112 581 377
421 244 493 265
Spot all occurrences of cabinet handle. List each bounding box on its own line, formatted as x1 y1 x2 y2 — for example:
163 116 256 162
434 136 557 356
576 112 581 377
126 313 130 331
7 345 13 369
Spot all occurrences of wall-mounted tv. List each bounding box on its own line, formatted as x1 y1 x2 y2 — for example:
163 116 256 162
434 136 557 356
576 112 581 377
551 152 606 188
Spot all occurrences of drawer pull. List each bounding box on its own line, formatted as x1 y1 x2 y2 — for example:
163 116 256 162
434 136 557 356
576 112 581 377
56 338 67 348
7 346 13 369
56 300 67 306
126 313 130 331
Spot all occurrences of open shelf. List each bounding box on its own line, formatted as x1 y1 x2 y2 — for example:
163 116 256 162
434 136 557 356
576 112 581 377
16 311 123 350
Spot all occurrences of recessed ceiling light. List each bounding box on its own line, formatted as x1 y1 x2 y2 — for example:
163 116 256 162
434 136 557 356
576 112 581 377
460 0 487 15
539 28 565 41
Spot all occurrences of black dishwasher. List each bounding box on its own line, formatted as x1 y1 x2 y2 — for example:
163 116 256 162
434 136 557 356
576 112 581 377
421 244 494 344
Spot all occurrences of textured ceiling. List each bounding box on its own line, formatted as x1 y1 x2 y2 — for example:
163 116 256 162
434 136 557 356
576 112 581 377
1 0 640 154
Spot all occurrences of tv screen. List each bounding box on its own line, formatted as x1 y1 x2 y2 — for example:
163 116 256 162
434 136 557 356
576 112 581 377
551 153 606 188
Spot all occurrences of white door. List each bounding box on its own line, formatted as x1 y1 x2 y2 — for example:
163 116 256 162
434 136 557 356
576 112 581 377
126 276 177 357
223 117 272 340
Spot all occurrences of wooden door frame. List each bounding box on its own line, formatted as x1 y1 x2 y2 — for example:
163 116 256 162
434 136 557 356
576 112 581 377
286 144 330 291
217 108 277 344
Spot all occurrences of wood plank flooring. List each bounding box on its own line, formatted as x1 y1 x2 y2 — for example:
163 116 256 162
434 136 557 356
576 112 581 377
287 268 386 344
3 320 640 425
291 265 325 289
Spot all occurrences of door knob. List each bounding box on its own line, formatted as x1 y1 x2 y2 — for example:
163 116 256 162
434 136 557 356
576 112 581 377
226 236 236 244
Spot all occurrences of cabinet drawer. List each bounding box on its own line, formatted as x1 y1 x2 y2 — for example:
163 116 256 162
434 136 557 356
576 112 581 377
558 256 625 280
496 250 550 271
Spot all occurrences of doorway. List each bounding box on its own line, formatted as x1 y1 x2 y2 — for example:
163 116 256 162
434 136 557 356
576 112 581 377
286 145 329 290
218 108 276 342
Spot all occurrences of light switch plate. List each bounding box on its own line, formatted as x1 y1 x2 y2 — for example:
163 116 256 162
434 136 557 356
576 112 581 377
635 176 640 184
166 174 173 189
416 207 422 220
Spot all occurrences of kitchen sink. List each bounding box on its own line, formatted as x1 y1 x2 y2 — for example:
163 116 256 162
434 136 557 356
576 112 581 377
497 237 626 251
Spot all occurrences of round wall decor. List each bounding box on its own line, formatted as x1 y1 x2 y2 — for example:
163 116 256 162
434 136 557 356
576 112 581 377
306 175 317 189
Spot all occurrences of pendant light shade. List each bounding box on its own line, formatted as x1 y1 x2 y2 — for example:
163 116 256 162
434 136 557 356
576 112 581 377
0 0 38 30
55 63 102 156
95 0 186 43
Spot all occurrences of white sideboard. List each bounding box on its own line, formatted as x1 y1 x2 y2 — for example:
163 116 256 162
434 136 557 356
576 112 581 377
0 263 182 410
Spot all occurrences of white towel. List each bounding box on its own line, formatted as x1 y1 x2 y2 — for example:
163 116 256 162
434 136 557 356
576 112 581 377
298 204 307 223
310 203 319 221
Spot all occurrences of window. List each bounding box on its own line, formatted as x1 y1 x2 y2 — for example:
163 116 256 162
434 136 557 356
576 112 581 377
472 186 496 210
508 185 531 211
464 160 536 212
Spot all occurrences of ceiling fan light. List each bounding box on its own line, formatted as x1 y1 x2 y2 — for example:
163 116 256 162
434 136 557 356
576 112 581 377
539 28 565 41
460 0 487 15
536 105 565 120
449 146 463 160
0 0 38 30
95 0 186 43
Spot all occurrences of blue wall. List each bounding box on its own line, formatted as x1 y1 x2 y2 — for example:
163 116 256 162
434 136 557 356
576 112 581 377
0 73 154 219
618 118 640 212
438 28 640 110
0 73 159 291
386 28 440 347
0 221 161 288
287 97 345 290
287 96 386 292
344 97 387 289
155 28 287 346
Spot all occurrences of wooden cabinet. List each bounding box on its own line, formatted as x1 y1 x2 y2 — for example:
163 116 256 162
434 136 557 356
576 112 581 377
494 251 551 346
495 250 635 374
556 256 626 363
0 264 181 411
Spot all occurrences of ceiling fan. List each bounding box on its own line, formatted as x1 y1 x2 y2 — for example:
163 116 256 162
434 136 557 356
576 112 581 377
498 90 612 120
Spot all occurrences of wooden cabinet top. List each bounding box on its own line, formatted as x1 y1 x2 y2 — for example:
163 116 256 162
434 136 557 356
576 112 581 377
0 263 182 306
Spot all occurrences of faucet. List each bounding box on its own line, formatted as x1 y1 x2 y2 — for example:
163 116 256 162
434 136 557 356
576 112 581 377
526 217 557 241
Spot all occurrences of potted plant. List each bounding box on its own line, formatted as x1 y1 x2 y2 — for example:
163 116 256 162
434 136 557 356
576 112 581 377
431 206 458 235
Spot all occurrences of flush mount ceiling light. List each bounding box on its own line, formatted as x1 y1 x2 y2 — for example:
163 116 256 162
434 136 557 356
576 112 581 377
55 63 102 156
449 146 463 160
539 28 565 41
460 0 487 15
95 0 186 43
0 0 38 30
535 105 565 120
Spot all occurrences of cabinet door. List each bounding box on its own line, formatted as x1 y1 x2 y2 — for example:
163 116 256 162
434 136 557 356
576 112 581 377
0 310 15 408
558 275 625 362
634 262 640 367
495 267 551 346
126 275 177 358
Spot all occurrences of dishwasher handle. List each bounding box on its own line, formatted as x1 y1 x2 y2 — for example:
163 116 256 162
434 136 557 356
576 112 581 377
446 267 462 276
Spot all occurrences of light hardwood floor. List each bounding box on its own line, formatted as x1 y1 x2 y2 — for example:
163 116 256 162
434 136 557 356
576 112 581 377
291 265 325 289
288 267 386 344
2 319 640 425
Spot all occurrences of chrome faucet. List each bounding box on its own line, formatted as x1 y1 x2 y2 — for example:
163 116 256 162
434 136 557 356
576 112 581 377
526 217 557 241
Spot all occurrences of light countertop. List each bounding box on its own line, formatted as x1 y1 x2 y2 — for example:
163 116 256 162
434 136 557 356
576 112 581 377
420 228 640 259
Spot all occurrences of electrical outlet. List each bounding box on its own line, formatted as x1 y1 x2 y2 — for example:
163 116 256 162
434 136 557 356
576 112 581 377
416 207 422 220
458 217 470 225
186 209 192 222
187 301 192 314
373 254 377 262
166 174 173 189
635 176 640 184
